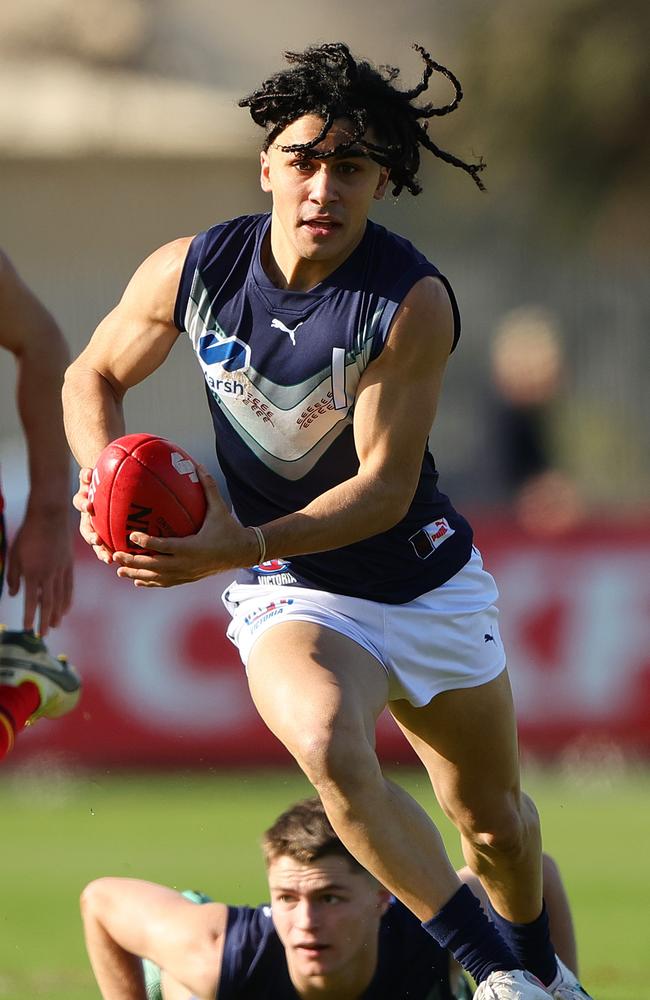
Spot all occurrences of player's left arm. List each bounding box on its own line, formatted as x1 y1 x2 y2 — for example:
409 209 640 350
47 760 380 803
114 275 453 586
0 251 73 634
80 877 228 1000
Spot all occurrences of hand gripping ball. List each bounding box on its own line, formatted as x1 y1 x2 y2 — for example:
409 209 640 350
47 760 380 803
89 433 207 553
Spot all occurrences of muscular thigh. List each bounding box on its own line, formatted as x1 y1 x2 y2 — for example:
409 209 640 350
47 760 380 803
247 620 390 756
389 669 522 826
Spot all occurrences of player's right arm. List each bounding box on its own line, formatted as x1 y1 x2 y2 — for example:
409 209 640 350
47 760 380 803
62 237 192 558
63 237 192 468
80 877 228 1000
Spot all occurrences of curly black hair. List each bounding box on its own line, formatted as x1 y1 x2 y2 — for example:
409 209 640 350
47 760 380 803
239 42 486 196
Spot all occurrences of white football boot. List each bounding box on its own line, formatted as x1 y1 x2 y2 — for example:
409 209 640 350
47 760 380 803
0 627 81 723
474 969 551 999
548 957 593 999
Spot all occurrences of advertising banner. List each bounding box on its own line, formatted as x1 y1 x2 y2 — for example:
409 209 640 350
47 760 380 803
8 518 650 767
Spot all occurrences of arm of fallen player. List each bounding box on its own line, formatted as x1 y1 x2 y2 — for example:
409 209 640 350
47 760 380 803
80 877 228 1000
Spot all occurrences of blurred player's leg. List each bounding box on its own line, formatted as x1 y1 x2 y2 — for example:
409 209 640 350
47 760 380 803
0 626 81 760
0 679 40 758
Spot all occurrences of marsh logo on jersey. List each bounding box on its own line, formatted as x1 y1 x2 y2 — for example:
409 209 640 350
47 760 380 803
254 559 297 586
409 518 455 560
198 332 250 400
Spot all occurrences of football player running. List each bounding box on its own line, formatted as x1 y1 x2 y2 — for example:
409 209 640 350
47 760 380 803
64 43 591 998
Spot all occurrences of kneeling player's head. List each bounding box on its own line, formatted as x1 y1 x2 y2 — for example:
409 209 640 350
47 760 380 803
262 798 390 982
262 796 364 871
239 41 485 196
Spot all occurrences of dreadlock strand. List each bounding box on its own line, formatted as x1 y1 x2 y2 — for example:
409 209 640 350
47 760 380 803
404 46 464 117
400 42 434 100
418 128 487 191
276 111 335 153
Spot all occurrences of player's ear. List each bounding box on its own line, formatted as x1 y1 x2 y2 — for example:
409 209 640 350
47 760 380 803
260 150 272 193
373 167 390 201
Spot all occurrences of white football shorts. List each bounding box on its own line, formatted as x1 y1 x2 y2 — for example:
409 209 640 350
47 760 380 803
221 547 506 707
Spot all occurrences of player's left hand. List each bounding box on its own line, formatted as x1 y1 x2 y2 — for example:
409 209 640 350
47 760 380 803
111 466 259 587
6 504 74 634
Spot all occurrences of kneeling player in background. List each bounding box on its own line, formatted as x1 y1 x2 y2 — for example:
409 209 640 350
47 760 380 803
0 250 80 761
81 798 581 1000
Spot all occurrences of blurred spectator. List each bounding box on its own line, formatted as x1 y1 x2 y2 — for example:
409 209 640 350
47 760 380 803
490 307 584 537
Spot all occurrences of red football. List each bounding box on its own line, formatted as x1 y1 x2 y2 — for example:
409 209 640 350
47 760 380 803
89 433 207 554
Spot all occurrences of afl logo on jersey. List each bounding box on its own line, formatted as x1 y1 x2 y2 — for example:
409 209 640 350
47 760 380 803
256 559 290 575
254 559 298 585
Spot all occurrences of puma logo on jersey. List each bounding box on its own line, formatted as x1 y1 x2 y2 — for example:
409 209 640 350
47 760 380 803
270 318 304 346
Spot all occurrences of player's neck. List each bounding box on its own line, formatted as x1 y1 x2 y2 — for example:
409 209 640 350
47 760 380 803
262 217 361 292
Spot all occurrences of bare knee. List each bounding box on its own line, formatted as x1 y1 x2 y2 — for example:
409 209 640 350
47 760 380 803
454 791 541 864
293 724 380 800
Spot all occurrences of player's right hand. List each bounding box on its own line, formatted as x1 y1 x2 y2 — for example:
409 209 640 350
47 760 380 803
72 467 113 563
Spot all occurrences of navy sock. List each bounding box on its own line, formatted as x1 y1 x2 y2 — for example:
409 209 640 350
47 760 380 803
487 899 557 986
422 885 519 986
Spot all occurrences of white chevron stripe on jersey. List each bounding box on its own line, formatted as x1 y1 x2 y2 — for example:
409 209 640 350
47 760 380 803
185 283 228 345
183 272 383 478
216 396 352 480
207 365 358 479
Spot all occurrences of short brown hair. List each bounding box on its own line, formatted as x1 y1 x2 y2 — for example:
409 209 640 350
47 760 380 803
262 797 363 872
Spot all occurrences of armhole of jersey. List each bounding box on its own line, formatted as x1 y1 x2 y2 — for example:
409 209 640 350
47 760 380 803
434 272 461 352
173 231 207 332
217 905 244 997
369 263 461 362
218 903 274 998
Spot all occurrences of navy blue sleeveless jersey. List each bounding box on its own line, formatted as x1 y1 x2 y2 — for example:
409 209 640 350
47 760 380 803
175 213 473 604
218 899 455 999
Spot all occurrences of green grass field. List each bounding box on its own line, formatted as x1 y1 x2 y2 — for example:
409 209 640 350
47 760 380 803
1 764 647 999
